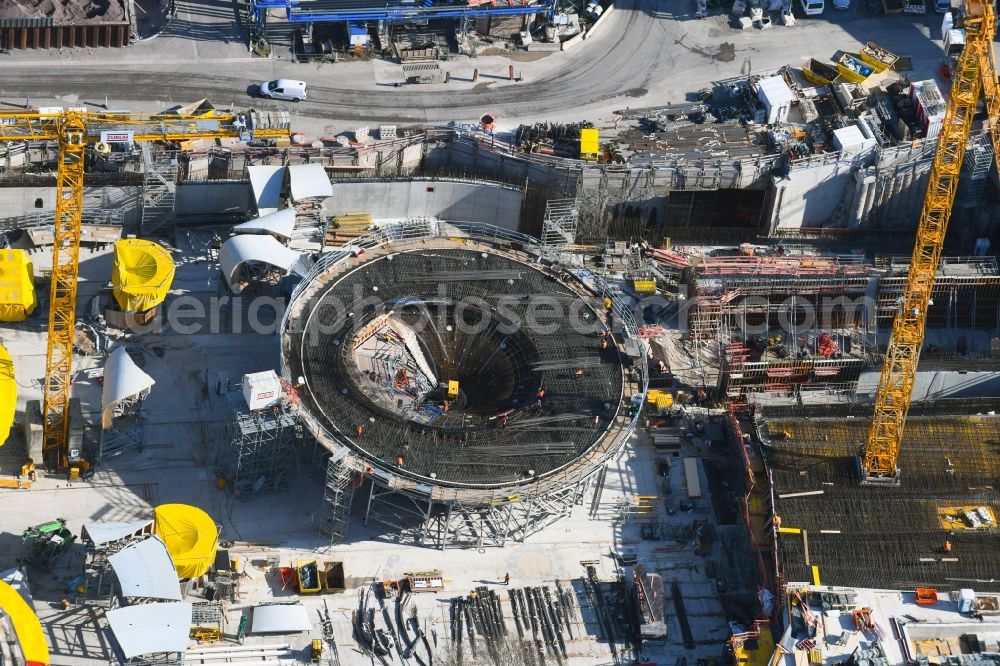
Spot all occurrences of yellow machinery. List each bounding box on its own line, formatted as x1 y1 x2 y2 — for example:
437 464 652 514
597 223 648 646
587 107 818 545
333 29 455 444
0 108 289 469
0 250 37 321
0 344 15 444
580 127 600 162
0 579 50 665
111 239 175 312
863 0 1000 482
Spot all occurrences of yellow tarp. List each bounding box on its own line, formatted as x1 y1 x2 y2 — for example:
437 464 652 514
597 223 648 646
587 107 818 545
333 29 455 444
0 250 36 322
154 504 218 580
112 240 175 312
0 345 14 446
0 580 49 665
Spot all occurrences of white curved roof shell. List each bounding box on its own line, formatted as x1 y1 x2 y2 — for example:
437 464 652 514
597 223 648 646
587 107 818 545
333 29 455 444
219 234 301 294
108 536 181 601
248 165 285 216
82 520 154 546
288 163 332 202
106 602 192 659
101 346 155 429
234 208 296 241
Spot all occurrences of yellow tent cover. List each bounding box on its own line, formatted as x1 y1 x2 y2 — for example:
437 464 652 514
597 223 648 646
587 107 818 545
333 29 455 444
0 250 36 322
0 580 49 665
0 345 14 446
154 504 218 580
112 240 175 312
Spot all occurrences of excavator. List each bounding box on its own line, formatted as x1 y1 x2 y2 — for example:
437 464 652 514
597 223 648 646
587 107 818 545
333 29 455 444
0 107 289 474
862 0 1000 483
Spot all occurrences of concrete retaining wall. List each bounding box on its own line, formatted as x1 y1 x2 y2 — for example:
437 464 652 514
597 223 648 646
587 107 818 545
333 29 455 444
175 182 252 215
0 185 142 225
328 179 523 230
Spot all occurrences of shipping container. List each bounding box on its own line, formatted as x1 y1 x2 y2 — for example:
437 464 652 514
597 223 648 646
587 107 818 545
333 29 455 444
684 458 702 499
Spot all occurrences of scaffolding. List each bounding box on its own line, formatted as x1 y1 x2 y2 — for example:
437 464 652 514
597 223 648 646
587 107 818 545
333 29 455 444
320 449 357 545
360 468 590 549
541 198 579 256
219 392 300 497
680 252 1000 399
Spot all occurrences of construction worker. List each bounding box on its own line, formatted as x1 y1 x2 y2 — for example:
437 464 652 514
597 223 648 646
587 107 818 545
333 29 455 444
442 400 450 413
500 416 508 428
396 455 405 468
356 425 364 437
944 540 953 553
600 339 609 350
504 572 510 586
536 388 545 400
575 369 584 377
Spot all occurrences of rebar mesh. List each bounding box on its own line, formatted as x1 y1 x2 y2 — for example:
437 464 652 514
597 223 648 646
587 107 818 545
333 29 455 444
760 402 1000 591
293 248 624 487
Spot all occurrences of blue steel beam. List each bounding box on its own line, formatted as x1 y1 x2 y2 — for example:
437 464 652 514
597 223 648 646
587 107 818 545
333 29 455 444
286 3 547 22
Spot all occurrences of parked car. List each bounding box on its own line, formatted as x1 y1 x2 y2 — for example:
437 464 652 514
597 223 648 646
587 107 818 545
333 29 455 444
259 79 307 102
799 0 825 13
832 0 850 8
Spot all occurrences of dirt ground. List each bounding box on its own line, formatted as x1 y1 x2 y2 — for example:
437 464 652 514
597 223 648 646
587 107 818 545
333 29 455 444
0 0 125 23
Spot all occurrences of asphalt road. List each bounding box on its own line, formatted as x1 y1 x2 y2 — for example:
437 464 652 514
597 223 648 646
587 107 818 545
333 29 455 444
0 0 948 126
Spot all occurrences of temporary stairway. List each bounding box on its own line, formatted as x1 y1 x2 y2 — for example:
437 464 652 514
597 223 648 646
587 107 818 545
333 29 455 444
140 146 177 237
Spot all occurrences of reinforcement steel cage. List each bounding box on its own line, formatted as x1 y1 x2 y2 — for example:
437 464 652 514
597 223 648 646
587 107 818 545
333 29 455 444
281 220 648 507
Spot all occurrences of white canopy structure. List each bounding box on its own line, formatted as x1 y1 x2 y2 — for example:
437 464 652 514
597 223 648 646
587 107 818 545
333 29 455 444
248 165 285 216
106 602 192 659
108 536 181 600
250 603 313 633
81 520 154 547
218 234 302 294
288 163 332 202
101 346 155 430
234 208 296 242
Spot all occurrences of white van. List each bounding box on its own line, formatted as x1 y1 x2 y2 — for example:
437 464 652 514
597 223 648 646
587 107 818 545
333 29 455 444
799 0 824 14
259 79 307 102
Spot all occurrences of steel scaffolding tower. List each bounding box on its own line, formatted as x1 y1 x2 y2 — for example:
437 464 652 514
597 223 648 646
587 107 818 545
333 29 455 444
541 198 579 254
320 450 357 545
220 392 300 497
361 469 590 549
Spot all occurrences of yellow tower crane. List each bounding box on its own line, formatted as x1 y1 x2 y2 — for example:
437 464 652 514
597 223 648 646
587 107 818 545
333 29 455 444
862 0 1000 482
0 108 289 471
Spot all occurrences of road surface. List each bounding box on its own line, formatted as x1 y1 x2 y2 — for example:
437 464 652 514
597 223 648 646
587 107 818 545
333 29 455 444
0 0 947 129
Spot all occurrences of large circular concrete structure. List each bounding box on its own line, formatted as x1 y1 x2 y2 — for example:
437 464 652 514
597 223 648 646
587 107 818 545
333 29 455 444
281 221 646 547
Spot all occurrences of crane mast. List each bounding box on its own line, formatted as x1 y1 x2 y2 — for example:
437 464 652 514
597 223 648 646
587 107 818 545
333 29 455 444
0 108 289 470
44 112 87 469
862 0 1000 481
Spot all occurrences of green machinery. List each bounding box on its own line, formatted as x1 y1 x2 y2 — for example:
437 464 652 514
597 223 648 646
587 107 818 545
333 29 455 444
22 518 76 571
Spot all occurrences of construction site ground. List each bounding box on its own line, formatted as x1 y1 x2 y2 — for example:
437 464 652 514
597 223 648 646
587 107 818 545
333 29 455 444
778 587 1000 666
0 0 950 132
0 237 753 665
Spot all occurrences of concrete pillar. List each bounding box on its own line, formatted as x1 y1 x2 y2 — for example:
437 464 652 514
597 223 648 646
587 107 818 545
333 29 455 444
23 400 43 464
472 69 479 82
